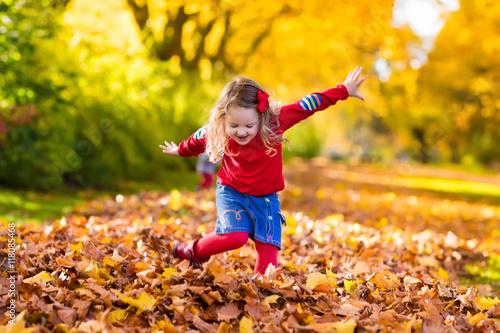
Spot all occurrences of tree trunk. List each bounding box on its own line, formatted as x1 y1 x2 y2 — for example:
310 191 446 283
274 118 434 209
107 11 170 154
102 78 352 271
413 128 429 164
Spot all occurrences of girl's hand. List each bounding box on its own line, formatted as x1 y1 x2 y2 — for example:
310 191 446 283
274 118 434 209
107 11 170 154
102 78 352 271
343 66 369 101
159 141 180 156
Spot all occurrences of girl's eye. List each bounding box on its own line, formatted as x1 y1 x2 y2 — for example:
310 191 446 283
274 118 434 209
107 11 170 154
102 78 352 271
246 125 254 128
231 125 237 128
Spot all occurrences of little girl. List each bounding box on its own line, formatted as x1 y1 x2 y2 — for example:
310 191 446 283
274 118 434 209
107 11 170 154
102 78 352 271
160 66 367 273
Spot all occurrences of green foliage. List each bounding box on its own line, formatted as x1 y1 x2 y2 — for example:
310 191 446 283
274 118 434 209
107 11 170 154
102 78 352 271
0 0 75 189
465 255 500 287
0 1 215 190
283 121 322 159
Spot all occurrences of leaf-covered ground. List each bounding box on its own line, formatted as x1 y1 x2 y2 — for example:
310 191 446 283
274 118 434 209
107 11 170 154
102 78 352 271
1 159 500 332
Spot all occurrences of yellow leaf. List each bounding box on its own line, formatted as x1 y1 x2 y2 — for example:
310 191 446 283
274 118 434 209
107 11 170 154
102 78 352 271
325 269 338 287
368 271 400 291
346 237 358 250
161 267 179 279
100 237 112 244
437 267 449 281
476 297 500 311
217 322 233 333
468 312 488 325
152 320 179 332
70 241 83 252
197 224 207 233
50 324 68 332
98 268 114 281
117 292 157 314
332 319 357 333
84 260 100 280
284 261 306 272
0 311 36 333
306 272 328 289
308 319 357 333
103 256 116 267
23 271 54 284
316 188 326 199
109 309 128 322
262 295 280 306
304 315 314 325
169 190 183 211
343 279 357 292
239 316 254 333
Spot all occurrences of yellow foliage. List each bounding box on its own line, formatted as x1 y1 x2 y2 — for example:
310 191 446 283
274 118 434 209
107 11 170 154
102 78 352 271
468 312 488 325
368 270 400 291
239 316 254 333
476 297 500 311
161 267 179 279
117 292 157 314
306 272 329 289
23 271 54 284
306 319 357 333
70 241 83 252
0 311 36 333
262 295 281 306
103 256 116 267
169 189 183 211
109 309 128 322
343 279 357 292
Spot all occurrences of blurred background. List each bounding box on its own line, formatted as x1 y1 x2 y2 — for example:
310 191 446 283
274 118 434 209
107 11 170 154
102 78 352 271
1 0 499 192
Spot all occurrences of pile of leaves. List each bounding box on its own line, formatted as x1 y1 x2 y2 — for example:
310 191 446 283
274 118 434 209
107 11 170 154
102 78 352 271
1 182 500 332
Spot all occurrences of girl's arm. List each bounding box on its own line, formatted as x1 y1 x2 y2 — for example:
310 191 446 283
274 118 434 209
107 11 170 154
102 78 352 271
279 66 368 132
160 126 208 157
343 66 368 101
159 141 180 156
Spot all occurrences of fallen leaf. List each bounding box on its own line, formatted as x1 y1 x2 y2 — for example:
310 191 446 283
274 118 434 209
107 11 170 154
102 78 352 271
117 292 157 314
109 309 128 322
23 271 54 284
240 316 254 333
217 303 241 322
0 311 36 333
161 267 179 279
308 318 357 333
469 312 488 325
475 297 500 311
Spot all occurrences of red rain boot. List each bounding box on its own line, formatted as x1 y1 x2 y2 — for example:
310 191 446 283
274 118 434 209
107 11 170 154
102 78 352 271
173 240 210 264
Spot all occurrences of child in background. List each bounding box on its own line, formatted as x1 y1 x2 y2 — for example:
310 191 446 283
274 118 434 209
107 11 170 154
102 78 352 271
160 66 368 273
195 152 216 190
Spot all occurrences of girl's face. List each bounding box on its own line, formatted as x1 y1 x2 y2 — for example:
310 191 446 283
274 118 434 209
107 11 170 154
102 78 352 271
225 105 260 145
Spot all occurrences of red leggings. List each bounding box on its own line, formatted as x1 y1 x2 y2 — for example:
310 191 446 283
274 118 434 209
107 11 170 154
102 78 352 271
194 232 278 274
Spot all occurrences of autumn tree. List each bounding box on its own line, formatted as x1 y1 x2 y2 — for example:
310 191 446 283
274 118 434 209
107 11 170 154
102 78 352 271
126 0 291 76
418 0 500 165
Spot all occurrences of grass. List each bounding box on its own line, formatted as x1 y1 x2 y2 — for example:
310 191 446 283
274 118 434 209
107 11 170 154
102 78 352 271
0 189 86 224
396 175 500 198
0 172 200 224
3 160 500 224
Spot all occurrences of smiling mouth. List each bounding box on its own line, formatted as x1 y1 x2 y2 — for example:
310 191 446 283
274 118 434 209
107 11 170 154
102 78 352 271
237 136 248 140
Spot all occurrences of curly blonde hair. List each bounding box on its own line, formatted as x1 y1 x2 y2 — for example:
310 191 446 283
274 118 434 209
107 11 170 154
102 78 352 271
205 77 288 163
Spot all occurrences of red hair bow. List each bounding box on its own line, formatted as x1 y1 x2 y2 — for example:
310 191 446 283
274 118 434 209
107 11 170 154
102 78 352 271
257 90 269 113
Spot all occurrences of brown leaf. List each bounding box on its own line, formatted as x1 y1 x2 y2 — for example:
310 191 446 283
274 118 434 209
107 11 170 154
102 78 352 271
217 303 242 322
56 308 77 325
192 315 218 333
83 241 105 262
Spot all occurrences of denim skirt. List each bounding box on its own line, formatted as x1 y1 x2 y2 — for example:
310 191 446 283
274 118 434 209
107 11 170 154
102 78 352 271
215 183 286 249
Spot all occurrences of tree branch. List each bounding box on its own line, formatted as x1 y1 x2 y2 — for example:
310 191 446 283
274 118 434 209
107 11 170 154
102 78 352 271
156 6 190 61
126 0 149 31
